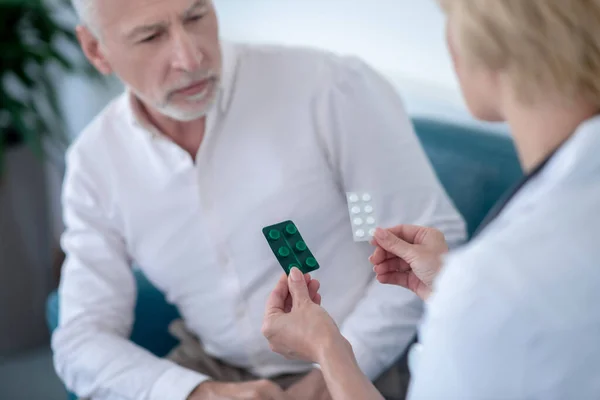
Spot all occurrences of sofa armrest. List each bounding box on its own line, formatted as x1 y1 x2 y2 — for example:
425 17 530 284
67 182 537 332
46 269 181 357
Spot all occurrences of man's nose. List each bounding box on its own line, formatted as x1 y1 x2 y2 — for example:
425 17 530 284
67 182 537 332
171 30 203 72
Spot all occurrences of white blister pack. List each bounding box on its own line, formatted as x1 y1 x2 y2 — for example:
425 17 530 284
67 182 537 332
346 192 377 242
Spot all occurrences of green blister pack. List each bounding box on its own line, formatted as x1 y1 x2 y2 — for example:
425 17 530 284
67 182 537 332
262 220 320 275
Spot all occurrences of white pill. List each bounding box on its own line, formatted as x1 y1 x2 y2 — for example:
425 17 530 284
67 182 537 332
368 228 376 237
355 229 366 238
351 206 361 214
362 193 372 202
366 217 376 225
348 194 359 203
353 217 364 226
364 205 374 213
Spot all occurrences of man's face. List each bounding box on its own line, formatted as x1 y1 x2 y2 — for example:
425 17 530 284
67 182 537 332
80 0 222 121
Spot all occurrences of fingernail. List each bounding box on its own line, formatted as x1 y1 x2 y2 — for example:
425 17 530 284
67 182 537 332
375 228 388 240
290 267 303 281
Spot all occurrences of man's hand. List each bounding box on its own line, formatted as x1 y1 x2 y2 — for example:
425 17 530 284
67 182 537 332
188 380 290 400
262 268 345 364
286 369 332 400
369 225 449 300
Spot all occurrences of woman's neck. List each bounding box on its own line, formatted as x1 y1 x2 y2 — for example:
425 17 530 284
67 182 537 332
504 97 599 172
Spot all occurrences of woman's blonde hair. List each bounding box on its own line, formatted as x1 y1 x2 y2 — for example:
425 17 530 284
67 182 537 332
439 0 600 105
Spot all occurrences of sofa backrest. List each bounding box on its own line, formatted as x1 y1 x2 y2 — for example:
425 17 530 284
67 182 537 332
412 117 523 237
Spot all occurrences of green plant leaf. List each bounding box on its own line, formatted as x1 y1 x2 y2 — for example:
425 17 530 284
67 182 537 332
49 47 75 71
0 130 5 178
37 69 70 147
2 91 27 114
1 0 92 175
11 69 36 89
28 97 59 157
38 71 61 116
4 98 40 157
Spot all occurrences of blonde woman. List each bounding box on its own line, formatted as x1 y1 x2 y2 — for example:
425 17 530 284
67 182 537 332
262 1 600 399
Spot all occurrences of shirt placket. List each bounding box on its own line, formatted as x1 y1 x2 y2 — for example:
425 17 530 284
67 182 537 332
196 121 258 369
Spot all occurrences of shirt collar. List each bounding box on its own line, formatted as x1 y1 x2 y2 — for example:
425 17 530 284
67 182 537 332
502 113 600 213
465 114 600 243
125 40 238 133
538 114 600 183
218 40 238 113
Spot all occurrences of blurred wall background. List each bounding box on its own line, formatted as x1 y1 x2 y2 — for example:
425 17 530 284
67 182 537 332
214 0 467 117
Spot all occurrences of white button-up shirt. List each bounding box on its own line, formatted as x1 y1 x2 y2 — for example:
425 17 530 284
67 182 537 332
52 42 466 400
409 115 600 399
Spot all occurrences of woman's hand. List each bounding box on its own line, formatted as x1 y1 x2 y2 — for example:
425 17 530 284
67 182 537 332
262 268 346 364
370 225 449 300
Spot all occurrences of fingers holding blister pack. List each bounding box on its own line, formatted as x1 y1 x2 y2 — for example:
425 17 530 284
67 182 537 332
346 192 378 242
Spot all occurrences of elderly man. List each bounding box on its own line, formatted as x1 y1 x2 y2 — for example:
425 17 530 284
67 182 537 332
52 0 465 399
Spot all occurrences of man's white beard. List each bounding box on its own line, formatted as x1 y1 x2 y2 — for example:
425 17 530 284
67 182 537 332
129 81 220 122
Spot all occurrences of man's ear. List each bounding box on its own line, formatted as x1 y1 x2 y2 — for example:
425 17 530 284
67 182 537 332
76 25 113 75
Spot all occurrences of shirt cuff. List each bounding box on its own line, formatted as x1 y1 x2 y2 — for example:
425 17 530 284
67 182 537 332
149 363 210 400
340 333 385 380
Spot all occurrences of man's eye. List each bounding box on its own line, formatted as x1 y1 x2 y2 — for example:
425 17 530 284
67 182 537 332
140 34 159 43
187 14 205 22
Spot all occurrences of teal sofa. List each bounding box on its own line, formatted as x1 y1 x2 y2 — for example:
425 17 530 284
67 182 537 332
46 117 523 399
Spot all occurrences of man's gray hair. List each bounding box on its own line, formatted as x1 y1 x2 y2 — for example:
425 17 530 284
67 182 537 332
71 0 99 36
